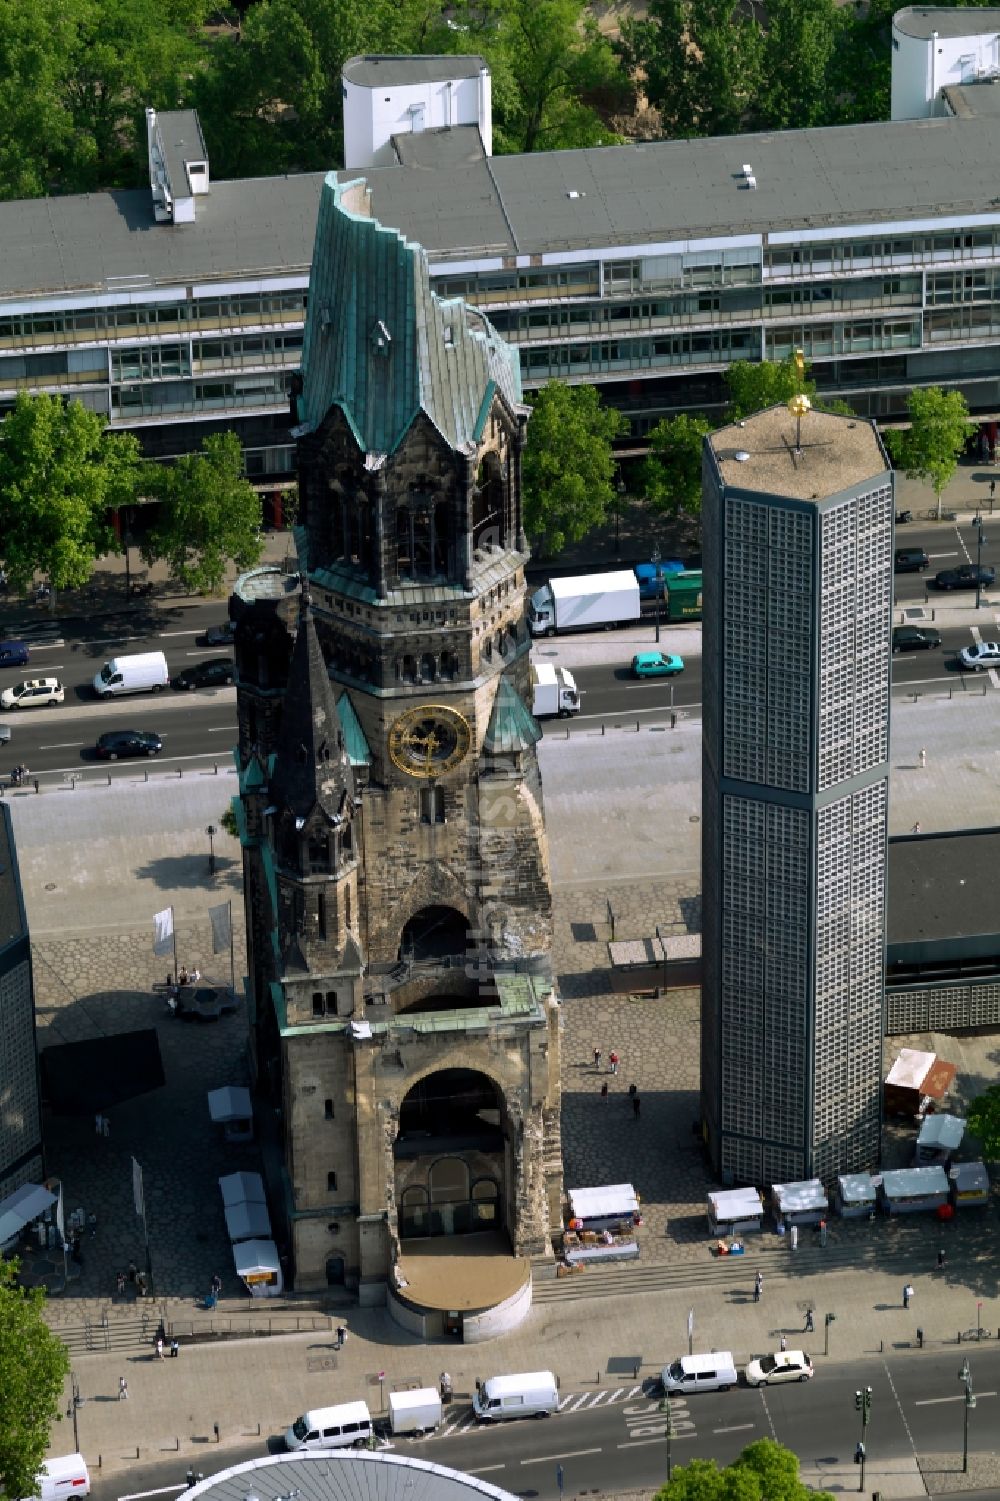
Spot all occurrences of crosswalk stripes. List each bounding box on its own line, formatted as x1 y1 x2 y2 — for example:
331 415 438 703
431 1385 647 1440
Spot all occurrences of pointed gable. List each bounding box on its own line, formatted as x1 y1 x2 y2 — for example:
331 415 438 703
298 173 524 458
270 592 355 824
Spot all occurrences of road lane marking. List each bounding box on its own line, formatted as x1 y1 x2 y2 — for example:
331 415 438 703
915 1391 996 1405
118 1488 188 1500
714 1424 756 1433
617 1434 698 1449
521 1448 602 1465
468 1466 506 1474
39 742 86 750
563 1394 590 1411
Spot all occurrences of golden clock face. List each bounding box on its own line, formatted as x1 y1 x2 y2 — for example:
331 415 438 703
388 704 472 778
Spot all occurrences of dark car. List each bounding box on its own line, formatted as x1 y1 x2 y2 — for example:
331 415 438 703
894 547 929 573
200 621 236 647
0 639 29 667
96 729 162 760
172 658 234 691
892 625 942 653
934 564 996 590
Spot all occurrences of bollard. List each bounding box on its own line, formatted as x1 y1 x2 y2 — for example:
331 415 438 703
33 778 39 793
213 1423 219 1442
601 724 605 736
178 767 183 778
671 711 677 729
214 762 219 775
145 770 149 782
107 773 112 786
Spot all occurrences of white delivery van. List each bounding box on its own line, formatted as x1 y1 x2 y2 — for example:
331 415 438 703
285 1400 373 1451
473 1370 559 1422
23 1455 91 1501
93 651 169 698
661 1351 738 1395
387 1387 443 1436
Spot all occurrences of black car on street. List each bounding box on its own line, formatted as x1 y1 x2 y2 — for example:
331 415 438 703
200 621 236 646
892 625 942 653
172 658 234 691
934 564 996 590
96 730 163 760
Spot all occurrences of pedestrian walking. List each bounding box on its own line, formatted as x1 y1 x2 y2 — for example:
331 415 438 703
919 747 927 769
170 1338 180 1358
155 1336 164 1359
609 1050 619 1076
632 1095 641 1119
210 1272 222 1298
805 1309 815 1333
937 1248 946 1270
94 1112 103 1135
593 1046 602 1070
991 479 997 501
627 1082 637 1100
912 821 922 835
336 1324 348 1349
102 1115 110 1138
754 1270 763 1302
127 1260 138 1284
903 1282 914 1309
116 1270 126 1298
600 1082 609 1101
779 1333 787 1352
119 1376 128 1401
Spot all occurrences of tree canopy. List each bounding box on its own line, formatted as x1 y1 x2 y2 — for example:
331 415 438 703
725 354 816 421
0 392 143 594
642 412 712 522
883 387 975 516
655 1438 834 1501
966 1084 1000 1160
521 381 628 556
142 431 263 593
0 1260 71 1501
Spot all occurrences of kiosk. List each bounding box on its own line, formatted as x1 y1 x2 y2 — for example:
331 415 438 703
233 1237 283 1297
880 1166 950 1215
950 1161 989 1208
835 1173 877 1218
772 1179 828 1228
207 1086 254 1143
914 1113 965 1165
706 1187 765 1237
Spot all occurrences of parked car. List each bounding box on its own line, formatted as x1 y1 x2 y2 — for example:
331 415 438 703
200 621 236 646
172 658 234 691
0 640 29 667
0 677 64 708
95 729 162 760
894 547 929 573
631 651 685 678
934 564 996 590
892 626 941 653
745 1350 814 1387
958 641 1000 671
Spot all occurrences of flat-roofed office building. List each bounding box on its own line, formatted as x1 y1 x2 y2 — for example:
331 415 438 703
700 405 891 1185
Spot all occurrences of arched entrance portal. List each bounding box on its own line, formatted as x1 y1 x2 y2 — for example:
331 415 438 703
399 905 470 962
395 1070 506 1239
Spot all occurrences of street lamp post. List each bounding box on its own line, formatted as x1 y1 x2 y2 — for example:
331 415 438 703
854 1385 872 1494
652 544 662 644
659 1397 675 1482
975 515 987 611
614 474 625 555
824 1311 836 1357
959 1358 976 1473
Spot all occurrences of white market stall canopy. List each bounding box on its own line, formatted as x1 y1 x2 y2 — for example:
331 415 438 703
881 1166 950 1199
886 1049 936 1090
951 1161 989 1200
224 1199 272 1244
219 1171 266 1208
917 1114 966 1152
708 1188 764 1221
207 1086 252 1123
568 1184 638 1222
233 1237 283 1295
0 1183 56 1244
773 1179 828 1215
837 1173 876 1205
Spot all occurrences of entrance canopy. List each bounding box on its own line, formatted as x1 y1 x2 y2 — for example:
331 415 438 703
0 1183 56 1244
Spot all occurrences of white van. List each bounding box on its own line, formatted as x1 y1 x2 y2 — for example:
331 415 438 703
284 1399 373 1451
24 1454 91 1501
473 1370 559 1422
662 1351 738 1395
93 651 169 698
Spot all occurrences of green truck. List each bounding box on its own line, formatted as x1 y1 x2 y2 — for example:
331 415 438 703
664 570 702 622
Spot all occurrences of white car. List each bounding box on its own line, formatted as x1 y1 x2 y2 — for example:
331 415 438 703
745 1349 814 1387
958 641 1000 671
0 676 64 708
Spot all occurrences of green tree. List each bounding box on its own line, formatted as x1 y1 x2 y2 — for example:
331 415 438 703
884 386 975 519
725 354 816 419
757 0 847 130
142 431 263 593
642 412 711 522
0 393 142 594
966 1083 1000 1159
655 1439 833 1501
620 0 764 139
0 1260 71 1501
521 381 629 555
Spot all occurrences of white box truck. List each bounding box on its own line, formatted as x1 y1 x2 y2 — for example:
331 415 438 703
531 663 580 718
387 1387 443 1435
528 570 641 637
93 651 169 698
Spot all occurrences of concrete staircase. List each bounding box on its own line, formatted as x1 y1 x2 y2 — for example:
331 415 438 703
57 1311 162 1358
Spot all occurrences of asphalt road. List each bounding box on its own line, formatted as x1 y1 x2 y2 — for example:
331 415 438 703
96 1344 1000 1501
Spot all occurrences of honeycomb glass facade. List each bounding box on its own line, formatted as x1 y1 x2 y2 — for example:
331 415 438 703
701 407 890 1186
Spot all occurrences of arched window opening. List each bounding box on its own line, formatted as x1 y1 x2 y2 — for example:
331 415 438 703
473 453 505 553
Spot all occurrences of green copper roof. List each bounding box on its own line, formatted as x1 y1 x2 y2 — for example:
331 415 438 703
336 692 372 767
298 174 523 456
483 675 542 756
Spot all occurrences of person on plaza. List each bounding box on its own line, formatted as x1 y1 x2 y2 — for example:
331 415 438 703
779 1333 787 1352
593 1046 602 1070
336 1324 348 1349
127 1260 138 1284
170 1338 180 1358
102 1115 110 1138
440 1371 453 1402
116 1270 126 1299
179 967 189 986
805 1309 815 1333
155 1335 164 1358
136 1271 147 1296
632 1094 641 1119
937 1248 946 1270
119 1376 128 1401
600 1081 609 1101
754 1270 763 1302
903 1282 914 1309
627 1082 637 1100
609 1050 620 1075
210 1272 222 1298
